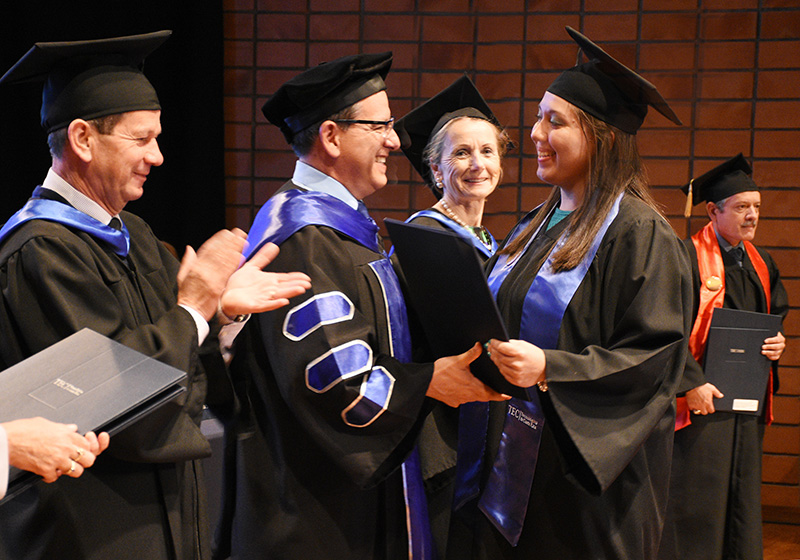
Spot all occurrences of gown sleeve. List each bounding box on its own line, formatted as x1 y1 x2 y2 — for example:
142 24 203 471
541 211 693 493
244 225 434 488
760 246 790 392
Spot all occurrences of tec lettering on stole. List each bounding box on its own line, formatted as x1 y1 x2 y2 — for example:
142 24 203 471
507 403 540 430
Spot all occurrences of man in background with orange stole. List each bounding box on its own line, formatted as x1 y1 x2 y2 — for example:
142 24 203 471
659 153 789 560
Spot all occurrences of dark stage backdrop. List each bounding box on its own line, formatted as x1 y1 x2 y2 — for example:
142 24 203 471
0 2 224 252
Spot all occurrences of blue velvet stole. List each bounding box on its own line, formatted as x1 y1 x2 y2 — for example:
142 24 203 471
406 209 498 259
247 188 433 557
244 188 383 259
0 187 131 257
369 258 434 559
452 205 542 518
456 193 622 546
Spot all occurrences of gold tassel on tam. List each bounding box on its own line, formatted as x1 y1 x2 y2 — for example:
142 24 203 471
683 179 694 218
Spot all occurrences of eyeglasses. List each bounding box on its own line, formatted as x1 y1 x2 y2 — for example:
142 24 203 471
332 117 395 138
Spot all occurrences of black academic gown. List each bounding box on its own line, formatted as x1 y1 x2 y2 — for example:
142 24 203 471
657 238 789 560
0 192 220 560
448 195 693 560
222 183 434 560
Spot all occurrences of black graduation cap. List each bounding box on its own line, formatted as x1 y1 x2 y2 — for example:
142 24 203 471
262 52 393 144
681 153 757 217
0 30 171 134
546 27 682 134
394 74 508 194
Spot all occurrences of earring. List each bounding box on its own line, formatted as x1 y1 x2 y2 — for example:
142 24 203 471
435 177 443 190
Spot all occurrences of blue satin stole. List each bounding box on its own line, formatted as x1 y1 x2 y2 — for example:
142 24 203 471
406 209 497 259
456 193 623 546
245 188 382 259
0 187 131 257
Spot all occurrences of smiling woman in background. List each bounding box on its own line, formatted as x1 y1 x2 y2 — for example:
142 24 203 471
395 75 511 262
394 75 511 557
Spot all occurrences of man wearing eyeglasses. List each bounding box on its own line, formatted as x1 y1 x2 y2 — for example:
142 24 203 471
219 53 507 560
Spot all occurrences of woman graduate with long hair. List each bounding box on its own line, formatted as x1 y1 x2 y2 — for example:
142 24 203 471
448 27 694 560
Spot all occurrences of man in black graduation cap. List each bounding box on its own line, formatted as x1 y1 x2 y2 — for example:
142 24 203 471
219 52 506 560
658 154 789 560
0 31 309 560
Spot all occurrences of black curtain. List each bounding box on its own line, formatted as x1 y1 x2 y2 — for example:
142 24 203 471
0 1 224 251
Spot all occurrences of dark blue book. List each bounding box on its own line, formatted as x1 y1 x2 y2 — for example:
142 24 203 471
703 308 782 415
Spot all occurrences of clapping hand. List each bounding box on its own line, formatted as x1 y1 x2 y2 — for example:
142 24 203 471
219 242 311 317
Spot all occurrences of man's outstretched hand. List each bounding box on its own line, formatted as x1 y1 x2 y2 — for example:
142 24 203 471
220 242 311 317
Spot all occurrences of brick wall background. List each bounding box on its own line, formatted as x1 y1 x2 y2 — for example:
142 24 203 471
222 0 800 515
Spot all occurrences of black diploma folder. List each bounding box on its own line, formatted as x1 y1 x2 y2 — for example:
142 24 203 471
703 307 781 415
385 218 526 398
0 328 187 499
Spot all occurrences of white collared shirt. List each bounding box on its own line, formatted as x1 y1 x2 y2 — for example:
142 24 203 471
0 425 8 500
43 168 116 226
293 160 361 210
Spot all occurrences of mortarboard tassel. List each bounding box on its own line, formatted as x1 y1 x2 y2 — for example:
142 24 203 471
683 179 694 218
